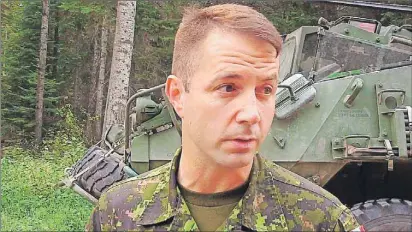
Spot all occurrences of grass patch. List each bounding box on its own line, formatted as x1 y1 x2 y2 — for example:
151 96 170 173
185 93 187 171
1 146 94 231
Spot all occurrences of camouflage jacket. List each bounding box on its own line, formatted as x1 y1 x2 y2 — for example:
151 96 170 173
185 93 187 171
86 149 360 231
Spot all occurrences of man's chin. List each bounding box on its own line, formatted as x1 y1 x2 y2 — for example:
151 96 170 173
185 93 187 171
215 151 255 168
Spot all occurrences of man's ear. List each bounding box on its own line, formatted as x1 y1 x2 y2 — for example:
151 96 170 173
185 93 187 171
165 75 185 119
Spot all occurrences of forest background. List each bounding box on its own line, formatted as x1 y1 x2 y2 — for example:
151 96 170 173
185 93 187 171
1 0 411 231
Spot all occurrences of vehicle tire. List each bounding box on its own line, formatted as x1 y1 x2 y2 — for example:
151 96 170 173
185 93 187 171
71 146 127 199
351 198 412 231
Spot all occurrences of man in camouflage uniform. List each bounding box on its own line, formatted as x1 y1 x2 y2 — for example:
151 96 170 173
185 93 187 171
86 3 361 231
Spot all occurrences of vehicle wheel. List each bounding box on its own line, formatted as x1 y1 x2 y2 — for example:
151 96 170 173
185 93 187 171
351 198 412 231
71 146 127 199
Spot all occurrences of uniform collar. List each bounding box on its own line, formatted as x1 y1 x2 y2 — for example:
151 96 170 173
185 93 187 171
237 154 289 231
134 148 289 231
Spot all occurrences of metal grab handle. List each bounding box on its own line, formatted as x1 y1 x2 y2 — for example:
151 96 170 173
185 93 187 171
377 89 405 105
395 24 412 32
343 135 371 154
344 135 371 140
343 135 371 147
124 84 165 156
277 85 298 102
342 135 371 148
390 36 412 47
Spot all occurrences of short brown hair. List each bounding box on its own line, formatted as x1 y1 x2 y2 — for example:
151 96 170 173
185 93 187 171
171 4 282 91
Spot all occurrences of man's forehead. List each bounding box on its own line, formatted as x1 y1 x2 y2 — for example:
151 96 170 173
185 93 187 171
201 28 278 58
186 28 279 87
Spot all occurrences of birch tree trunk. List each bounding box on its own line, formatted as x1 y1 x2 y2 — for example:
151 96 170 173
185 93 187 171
86 26 100 143
34 0 49 143
102 1 136 139
95 17 109 141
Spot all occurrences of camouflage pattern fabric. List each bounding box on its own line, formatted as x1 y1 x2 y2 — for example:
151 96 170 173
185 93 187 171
86 148 360 231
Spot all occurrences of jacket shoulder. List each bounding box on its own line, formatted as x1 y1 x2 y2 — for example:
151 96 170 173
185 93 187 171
261 159 359 230
89 162 172 231
96 161 171 212
264 159 341 203
105 161 171 194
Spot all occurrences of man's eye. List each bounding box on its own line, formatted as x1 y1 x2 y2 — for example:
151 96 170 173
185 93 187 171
258 86 273 95
264 86 273 95
218 84 236 93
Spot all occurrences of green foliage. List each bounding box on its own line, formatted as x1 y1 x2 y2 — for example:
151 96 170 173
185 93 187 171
0 103 93 230
1 131 93 231
1 151 93 231
1 0 62 138
1 0 113 141
59 0 105 15
1 105 92 230
258 1 319 34
42 104 86 156
380 12 412 26
132 0 185 89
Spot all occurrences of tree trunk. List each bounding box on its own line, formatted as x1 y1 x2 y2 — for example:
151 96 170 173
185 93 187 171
34 0 49 143
0 2 2 158
102 1 136 140
86 26 100 144
51 2 59 80
95 17 109 141
73 68 81 113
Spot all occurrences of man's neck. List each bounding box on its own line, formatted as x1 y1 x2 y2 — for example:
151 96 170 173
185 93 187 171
177 147 253 194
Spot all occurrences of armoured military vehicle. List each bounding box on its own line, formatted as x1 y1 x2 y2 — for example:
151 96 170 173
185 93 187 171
62 2 412 230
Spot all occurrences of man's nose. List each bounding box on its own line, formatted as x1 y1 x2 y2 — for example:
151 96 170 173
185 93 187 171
235 93 261 125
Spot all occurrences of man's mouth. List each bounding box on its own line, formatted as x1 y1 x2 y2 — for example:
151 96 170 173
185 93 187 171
234 137 256 140
225 137 257 152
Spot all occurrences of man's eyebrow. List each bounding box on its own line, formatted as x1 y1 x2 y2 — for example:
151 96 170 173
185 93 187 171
212 73 277 82
263 76 275 81
260 73 278 82
211 73 244 83
267 71 279 81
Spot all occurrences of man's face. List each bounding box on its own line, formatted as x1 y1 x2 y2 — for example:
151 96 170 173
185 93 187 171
168 29 279 168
